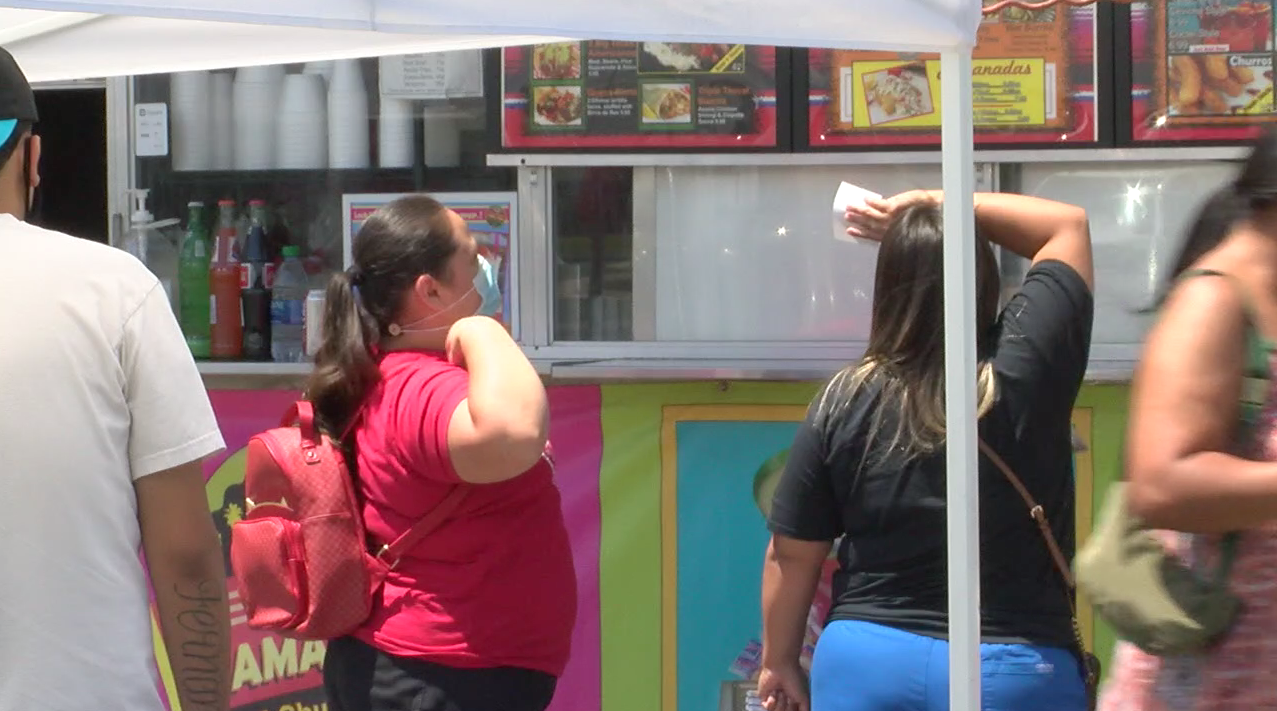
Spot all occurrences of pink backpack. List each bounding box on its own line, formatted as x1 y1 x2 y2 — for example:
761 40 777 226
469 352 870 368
229 401 467 640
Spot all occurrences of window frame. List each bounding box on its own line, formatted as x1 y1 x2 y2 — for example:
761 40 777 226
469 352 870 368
516 161 1143 381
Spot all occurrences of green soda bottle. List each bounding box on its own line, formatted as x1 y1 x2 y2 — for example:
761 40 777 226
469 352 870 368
179 201 212 358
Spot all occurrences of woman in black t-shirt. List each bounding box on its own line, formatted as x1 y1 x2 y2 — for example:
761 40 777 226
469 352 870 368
758 191 1094 711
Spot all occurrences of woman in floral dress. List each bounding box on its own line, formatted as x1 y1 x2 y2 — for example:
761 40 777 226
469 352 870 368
1099 130 1277 711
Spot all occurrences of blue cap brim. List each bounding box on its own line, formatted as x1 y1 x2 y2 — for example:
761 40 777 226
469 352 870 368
0 119 16 149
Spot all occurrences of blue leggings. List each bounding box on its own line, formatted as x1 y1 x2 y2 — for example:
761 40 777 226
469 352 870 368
810 620 1086 711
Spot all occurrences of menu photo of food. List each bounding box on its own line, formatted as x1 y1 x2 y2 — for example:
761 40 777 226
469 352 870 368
533 85 585 128
1168 53 1274 116
1167 0 1272 54
863 63 936 126
641 83 694 127
639 42 746 74
484 204 511 227
533 42 582 80
1133 0 1277 140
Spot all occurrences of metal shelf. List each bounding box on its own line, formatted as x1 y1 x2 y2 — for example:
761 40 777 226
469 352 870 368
197 361 312 377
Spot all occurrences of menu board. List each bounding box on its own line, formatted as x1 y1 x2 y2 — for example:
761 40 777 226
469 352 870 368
1131 0 1275 141
807 4 1098 147
502 42 780 149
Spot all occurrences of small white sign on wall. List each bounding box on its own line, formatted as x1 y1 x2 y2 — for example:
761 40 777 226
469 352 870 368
133 102 169 157
379 51 484 100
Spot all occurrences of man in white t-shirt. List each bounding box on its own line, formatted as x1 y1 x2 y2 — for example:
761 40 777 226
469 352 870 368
0 48 231 711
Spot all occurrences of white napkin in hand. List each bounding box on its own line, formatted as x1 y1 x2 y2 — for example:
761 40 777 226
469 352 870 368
832 181 882 244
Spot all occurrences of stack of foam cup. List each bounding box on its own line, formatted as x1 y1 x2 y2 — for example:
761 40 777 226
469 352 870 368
302 61 336 87
232 64 285 170
209 72 234 170
275 73 328 170
422 107 462 167
327 59 370 170
169 70 212 171
378 98 416 168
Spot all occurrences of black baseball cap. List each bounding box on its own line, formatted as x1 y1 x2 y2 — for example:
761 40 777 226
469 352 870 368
0 47 38 150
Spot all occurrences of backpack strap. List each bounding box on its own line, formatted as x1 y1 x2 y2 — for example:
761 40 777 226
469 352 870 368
374 487 470 570
281 401 318 442
283 400 470 569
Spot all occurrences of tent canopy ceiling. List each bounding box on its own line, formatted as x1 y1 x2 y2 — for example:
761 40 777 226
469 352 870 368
1 0 982 82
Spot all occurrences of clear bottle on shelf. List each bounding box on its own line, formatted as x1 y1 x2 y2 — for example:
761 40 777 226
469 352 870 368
271 245 308 363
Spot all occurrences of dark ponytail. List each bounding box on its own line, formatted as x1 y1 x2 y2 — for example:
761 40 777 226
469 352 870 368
303 194 460 437
305 270 382 437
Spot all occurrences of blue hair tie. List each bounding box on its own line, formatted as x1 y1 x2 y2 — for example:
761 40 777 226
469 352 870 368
346 266 365 308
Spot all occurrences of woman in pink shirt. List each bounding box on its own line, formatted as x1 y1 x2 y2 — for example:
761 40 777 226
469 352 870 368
306 195 576 711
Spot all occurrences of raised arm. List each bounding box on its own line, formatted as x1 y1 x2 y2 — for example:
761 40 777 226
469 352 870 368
444 315 550 484
1126 274 1277 532
971 192 1092 289
847 190 1093 290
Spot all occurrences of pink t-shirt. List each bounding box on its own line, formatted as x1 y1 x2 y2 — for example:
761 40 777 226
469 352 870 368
351 350 577 676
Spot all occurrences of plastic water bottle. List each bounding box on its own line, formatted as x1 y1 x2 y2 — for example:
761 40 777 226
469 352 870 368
271 246 308 363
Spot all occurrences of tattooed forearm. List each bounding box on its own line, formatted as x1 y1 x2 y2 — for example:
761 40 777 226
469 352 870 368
156 578 231 711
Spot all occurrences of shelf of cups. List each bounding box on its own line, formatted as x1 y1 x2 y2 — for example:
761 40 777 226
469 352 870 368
162 168 417 183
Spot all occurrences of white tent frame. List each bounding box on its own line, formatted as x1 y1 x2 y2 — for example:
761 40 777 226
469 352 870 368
938 48 980 711
4 3 1016 707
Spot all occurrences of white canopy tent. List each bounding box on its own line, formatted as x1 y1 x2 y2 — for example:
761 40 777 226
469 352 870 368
3 1 988 707
1 2 981 82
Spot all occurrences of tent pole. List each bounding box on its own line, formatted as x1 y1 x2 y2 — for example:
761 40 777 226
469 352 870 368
939 46 980 711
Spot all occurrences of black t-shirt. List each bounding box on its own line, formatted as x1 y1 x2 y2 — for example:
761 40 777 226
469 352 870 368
768 260 1093 648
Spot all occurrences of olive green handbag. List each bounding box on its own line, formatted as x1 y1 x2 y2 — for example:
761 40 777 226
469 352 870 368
1075 269 1267 657
1075 487 1241 656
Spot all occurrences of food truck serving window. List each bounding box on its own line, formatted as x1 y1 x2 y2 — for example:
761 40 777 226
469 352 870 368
548 164 961 344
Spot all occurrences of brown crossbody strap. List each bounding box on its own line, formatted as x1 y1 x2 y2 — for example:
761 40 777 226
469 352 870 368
978 438 1098 702
976 439 1076 609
